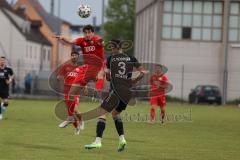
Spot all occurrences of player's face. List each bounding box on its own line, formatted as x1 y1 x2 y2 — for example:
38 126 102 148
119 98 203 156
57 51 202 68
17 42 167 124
110 47 118 55
71 54 79 63
83 30 94 40
0 58 5 67
156 66 162 75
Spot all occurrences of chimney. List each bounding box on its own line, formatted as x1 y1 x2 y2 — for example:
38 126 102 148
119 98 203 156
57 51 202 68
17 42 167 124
17 4 27 15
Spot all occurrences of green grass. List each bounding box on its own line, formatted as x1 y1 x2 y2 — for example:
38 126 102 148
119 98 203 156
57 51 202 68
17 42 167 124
0 100 240 160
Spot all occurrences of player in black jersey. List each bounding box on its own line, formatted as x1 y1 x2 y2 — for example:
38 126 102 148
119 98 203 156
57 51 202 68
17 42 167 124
0 57 14 120
84 40 145 152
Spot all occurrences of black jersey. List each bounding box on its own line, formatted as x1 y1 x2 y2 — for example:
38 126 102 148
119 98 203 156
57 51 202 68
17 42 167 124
107 53 141 86
0 66 13 92
106 53 141 104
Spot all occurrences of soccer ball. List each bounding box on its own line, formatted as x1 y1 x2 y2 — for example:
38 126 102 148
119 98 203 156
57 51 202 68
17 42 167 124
77 4 91 18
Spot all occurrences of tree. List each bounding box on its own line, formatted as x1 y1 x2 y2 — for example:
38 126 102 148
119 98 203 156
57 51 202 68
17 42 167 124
104 0 135 55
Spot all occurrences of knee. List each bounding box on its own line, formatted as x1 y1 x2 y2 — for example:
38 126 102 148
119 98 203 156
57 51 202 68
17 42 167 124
99 114 106 120
98 117 106 123
112 112 120 120
3 101 9 107
151 107 155 110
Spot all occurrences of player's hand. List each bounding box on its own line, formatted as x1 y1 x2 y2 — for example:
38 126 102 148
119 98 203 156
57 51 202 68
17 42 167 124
5 78 12 85
53 35 65 42
52 34 60 39
132 71 145 84
56 75 63 81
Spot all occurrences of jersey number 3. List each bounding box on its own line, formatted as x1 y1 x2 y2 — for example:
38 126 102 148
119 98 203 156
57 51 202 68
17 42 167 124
118 62 126 75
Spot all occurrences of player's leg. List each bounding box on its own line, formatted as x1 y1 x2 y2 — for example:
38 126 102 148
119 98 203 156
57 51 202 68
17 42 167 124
95 78 104 101
58 96 75 128
158 96 166 123
112 101 127 152
2 98 9 113
85 114 107 149
85 92 120 149
59 85 82 128
150 97 157 123
0 97 2 120
0 98 9 120
73 96 85 135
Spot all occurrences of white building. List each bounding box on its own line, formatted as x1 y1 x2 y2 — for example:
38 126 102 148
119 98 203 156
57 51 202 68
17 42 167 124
0 0 52 89
135 0 240 101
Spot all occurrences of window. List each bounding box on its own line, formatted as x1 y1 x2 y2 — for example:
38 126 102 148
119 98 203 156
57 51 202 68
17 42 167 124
182 27 191 39
26 45 28 57
34 47 37 59
229 2 240 42
43 48 46 60
48 50 51 61
30 46 32 58
162 0 223 41
192 28 201 40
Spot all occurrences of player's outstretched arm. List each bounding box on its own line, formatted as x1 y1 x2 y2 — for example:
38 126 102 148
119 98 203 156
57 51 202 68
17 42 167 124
132 66 146 84
52 35 75 45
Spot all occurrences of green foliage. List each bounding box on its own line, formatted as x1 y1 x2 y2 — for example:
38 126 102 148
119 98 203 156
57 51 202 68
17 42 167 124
104 0 135 54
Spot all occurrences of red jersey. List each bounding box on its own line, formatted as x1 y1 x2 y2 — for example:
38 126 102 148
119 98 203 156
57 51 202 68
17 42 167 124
58 63 86 85
74 35 105 61
150 74 168 96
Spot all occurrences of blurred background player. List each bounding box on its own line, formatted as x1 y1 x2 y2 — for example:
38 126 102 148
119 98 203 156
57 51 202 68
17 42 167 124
0 56 14 120
149 65 168 124
84 39 145 152
57 51 84 135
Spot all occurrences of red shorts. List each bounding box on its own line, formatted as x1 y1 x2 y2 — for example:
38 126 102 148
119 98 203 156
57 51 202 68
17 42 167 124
150 96 166 108
95 79 104 91
73 65 102 86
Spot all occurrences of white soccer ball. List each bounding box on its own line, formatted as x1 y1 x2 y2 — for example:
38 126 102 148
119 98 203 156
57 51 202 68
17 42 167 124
77 4 91 18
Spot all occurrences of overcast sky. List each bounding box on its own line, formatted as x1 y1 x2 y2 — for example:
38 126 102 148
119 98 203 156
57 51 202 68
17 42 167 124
8 0 107 25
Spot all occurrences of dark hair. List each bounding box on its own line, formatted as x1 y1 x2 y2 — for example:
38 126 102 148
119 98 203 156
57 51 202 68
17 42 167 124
71 51 79 55
0 56 6 59
83 25 94 33
109 39 121 49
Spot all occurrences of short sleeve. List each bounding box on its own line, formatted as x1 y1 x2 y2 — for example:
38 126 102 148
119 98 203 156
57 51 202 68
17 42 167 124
162 75 168 81
150 75 154 85
130 56 141 68
8 67 13 76
74 37 84 46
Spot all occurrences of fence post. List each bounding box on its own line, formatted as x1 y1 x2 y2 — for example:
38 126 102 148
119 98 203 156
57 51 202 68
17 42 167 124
181 65 185 105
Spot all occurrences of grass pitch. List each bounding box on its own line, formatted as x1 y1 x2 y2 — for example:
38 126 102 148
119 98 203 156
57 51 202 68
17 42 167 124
0 99 240 160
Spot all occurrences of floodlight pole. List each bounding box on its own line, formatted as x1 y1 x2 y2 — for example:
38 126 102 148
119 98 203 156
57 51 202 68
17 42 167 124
102 0 105 25
222 0 230 105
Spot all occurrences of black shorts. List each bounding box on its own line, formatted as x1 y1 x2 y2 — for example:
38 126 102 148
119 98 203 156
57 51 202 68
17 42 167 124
101 91 130 113
115 99 128 113
0 92 9 99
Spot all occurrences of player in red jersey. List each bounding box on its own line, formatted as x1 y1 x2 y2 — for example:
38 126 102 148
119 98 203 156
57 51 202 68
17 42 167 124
149 65 168 124
53 24 105 83
53 25 105 124
57 51 85 135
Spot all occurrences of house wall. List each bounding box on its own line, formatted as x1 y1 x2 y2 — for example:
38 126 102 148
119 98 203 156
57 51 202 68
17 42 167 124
14 0 70 70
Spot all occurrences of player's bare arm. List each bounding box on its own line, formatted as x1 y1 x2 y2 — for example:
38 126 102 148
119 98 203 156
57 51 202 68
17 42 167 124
52 35 76 45
5 74 14 85
132 66 145 84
